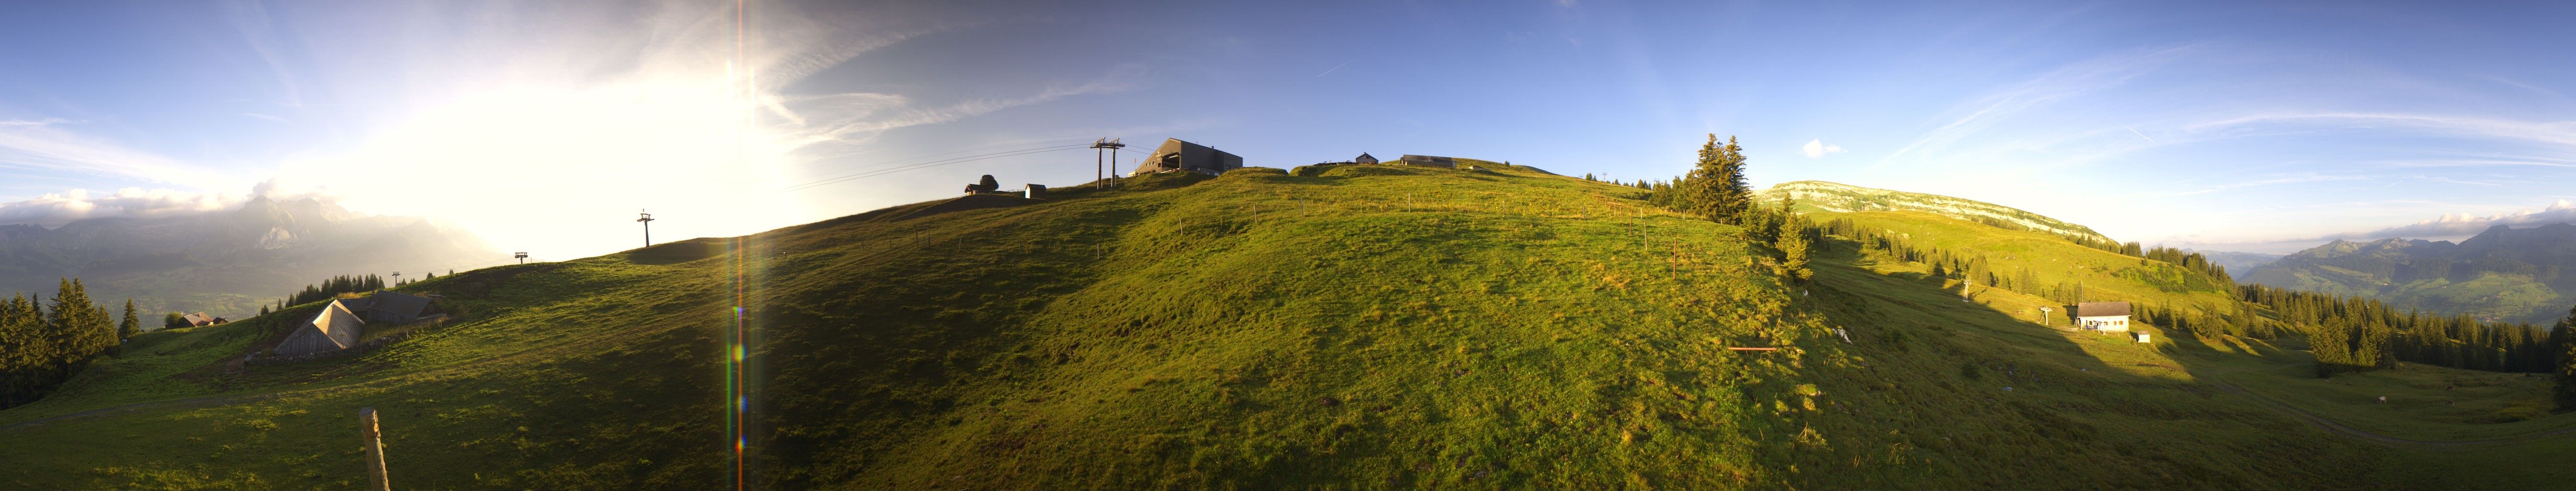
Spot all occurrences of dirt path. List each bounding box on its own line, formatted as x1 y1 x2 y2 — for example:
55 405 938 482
2217 383 2576 447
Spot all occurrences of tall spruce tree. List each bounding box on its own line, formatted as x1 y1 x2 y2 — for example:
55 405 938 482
2553 305 2576 411
118 298 138 340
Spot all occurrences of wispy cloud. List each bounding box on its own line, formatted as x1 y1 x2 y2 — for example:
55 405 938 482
2127 173 2369 198
2184 112 2576 148
0 118 237 189
774 64 1148 148
1314 60 1350 78
1876 44 2201 167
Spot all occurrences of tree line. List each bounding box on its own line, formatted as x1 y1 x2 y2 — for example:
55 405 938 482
0 279 135 409
257 273 390 318
2240 284 2560 376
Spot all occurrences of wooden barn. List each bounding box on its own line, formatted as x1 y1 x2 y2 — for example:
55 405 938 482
2077 302 2132 332
274 300 364 356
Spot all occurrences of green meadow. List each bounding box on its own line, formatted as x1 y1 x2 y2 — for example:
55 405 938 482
3 163 2570 490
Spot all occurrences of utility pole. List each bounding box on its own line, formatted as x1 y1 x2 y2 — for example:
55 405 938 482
359 407 391 491
514 252 529 265
637 210 656 247
390 271 402 285
1091 138 1126 189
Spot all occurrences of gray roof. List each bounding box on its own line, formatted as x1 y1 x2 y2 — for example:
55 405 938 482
2077 302 2131 317
181 312 214 325
1130 138 1243 175
366 291 437 322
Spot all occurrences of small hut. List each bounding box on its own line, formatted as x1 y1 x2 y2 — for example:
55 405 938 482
1354 153 1379 165
181 312 217 327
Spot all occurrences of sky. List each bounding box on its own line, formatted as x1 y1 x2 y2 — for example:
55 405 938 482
1 0 2573 258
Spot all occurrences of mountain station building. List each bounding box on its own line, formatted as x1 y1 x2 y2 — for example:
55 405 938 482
1130 139 1243 176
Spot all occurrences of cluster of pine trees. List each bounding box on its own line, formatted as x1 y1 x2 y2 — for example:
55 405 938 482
0 279 134 409
1631 134 1815 282
2139 246 2232 283
265 274 389 316
2241 284 2559 376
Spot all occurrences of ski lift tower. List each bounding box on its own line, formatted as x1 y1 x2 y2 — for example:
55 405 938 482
636 210 656 247
1091 138 1126 189
514 252 529 265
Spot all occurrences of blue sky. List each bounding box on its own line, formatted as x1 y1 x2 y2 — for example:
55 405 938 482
2 0 2572 257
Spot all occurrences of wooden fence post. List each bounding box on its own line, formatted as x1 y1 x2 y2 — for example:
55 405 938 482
361 407 391 491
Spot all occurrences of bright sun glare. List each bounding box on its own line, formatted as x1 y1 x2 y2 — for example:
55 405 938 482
271 75 800 259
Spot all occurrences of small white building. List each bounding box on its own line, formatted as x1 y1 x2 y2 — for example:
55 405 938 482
2077 302 2132 332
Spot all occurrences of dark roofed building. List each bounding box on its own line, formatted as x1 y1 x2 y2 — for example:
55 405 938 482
1354 153 1379 165
1129 139 1243 175
1397 155 1456 168
347 291 446 325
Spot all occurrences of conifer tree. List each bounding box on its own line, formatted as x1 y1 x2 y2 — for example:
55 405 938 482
1781 213 1812 283
1683 134 1752 224
2553 305 2576 411
118 299 138 340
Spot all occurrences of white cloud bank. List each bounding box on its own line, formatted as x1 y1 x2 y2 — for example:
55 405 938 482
2322 199 2576 241
0 187 245 227
1801 139 1844 158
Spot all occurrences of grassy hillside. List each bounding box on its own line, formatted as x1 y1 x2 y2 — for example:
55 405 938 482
3 163 2571 489
1758 180 2116 244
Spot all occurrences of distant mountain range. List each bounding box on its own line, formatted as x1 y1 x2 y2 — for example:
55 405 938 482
0 197 499 320
1757 180 2117 244
2185 249 2286 272
2242 223 2576 324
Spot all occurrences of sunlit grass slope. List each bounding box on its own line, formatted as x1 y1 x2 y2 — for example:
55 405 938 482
1 162 2570 489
